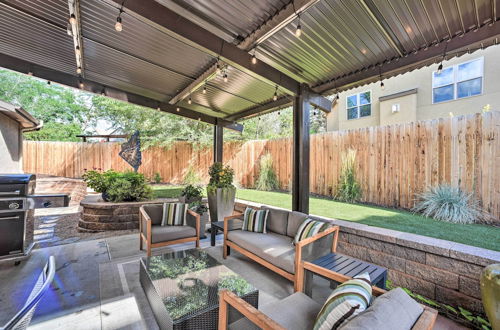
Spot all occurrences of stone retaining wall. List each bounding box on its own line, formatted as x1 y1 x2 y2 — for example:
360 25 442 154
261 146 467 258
234 200 500 314
79 196 177 232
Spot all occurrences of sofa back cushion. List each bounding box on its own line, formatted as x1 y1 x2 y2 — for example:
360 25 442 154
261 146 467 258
161 203 187 226
261 206 289 235
142 204 163 225
339 288 423 330
287 211 309 238
314 272 372 330
242 207 269 233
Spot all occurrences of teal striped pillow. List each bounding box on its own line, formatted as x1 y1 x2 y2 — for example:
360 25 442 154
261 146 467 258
293 218 330 244
161 203 187 226
242 207 268 233
313 273 372 330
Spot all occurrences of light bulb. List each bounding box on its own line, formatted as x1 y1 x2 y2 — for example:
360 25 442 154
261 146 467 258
79 80 84 89
188 97 192 104
69 14 76 25
223 73 228 83
75 46 81 55
380 81 385 90
251 54 257 65
176 107 180 112
216 63 221 74
203 85 207 94
47 81 51 85
101 89 106 96
157 106 161 111
28 71 33 76
76 67 82 74
437 63 443 74
277 111 280 116
336 94 339 100
115 16 122 32
295 23 302 37
273 92 278 101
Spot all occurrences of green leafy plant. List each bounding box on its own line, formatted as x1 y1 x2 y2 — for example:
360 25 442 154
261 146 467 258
153 172 162 184
82 169 152 202
335 149 361 203
207 162 235 192
181 184 203 200
183 164 202 185
189 201 208 215
412 184 487 224
255 153 279 191
386 280 491 329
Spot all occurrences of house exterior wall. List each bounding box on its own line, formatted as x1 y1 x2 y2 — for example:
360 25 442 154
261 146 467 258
327 46 500 130
0 112 23 173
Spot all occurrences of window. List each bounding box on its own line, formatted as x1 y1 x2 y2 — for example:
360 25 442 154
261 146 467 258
432 57 483 103
347 91 371 120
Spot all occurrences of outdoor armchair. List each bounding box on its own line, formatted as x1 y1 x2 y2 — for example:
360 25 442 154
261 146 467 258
222 206 340 291
139 204 200 256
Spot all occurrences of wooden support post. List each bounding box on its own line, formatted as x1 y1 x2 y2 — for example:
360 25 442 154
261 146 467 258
214 120 223 163
292 84 310 214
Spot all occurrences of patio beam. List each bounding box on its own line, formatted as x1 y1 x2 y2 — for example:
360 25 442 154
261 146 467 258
292 84 311 214
313 22 500 94
0 53 242 132
225 97 292 121
106 0 301 96
213 120 223 163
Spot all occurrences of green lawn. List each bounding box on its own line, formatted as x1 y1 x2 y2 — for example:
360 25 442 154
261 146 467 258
153 185 500 251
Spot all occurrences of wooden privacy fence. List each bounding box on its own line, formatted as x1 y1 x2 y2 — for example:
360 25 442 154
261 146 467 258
23 111 499 220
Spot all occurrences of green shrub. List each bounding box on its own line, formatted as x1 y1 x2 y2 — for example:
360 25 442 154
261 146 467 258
189 201 208 215
335 149 361 203
207 162 234 190
183 164 202 185
153 172 162 184
255 153 279 191
412 185 486 224
181 184 203 200
83 169 153 202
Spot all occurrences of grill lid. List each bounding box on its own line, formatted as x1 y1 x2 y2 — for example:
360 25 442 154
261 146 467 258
0 174 35 184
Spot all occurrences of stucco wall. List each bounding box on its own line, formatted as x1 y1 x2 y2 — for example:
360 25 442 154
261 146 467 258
0 112 23 173
379 92 417 126
327 46 500 130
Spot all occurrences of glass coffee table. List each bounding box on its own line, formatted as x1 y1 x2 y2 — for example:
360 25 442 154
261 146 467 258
140 248 258 330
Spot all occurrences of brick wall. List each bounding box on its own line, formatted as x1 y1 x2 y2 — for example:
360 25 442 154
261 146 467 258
235 200 500 314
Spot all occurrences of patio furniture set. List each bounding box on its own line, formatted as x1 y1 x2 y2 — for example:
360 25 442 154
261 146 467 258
135 202 438 330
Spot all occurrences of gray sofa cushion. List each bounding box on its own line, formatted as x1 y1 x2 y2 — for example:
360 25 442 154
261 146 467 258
261 206 289 235
151 225 196 244
287 211 308 238
142 204 163 225
229 292 321 330
227 231 295 274
339 288 424 330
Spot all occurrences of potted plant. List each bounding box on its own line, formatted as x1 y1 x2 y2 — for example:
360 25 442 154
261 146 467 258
179 184 203 204
206 162 236 222
189 201 209 238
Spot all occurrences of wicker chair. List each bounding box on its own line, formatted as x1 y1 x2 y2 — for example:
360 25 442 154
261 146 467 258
1 256 56 330
139 204 200 256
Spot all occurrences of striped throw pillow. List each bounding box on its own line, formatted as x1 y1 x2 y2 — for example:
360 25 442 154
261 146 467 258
293 218 330 244
242 207 269 233
313 273 372 330
161 203 187 226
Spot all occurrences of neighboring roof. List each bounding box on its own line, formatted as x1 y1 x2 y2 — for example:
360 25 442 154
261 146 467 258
0 0 498 123
0 100 41 130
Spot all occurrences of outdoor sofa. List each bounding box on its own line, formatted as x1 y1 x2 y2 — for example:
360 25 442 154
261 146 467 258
218 266 438 330
139 203 200 256
223 206 339 291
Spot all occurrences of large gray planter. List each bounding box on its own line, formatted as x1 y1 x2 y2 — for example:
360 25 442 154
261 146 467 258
207 187 236 222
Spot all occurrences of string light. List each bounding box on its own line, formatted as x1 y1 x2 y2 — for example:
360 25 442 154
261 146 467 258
176 107 180 112
251 48 257 65
47 80 51 85
216 58 221 74
78 78 84 89
223 70 228 83
379 66 384 90
295 15 302 37
203 82 207 94
157 103 161 111
336 93 339 100
380 80 385 90
115 2 124 32
27 71 33 76
75 46 81 56
188 96 192 104
76 66 82 74
69 14 76 25
437 63 443 74
101 88 106 96
273 86 278 101
437 43 448 75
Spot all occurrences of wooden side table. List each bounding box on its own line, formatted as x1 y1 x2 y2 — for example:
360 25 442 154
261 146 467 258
302 252 387 297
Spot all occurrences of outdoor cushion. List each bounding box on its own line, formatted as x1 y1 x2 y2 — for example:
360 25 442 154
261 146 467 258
142 204 163 225
286 211 309 238
227 231 295 273
339 288 423 330
229 292 321 330
161 203 187 226
293 218 330 244
242 207 269 233
151 225 196 244
261 206 288 235
314 272 372 330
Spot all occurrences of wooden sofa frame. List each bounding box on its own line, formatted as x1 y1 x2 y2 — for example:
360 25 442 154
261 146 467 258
223 212 340 291
219 264 438 330
139 206 200 256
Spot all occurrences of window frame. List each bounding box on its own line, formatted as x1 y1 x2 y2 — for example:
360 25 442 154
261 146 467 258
346 90 372 120
432 57 484 104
